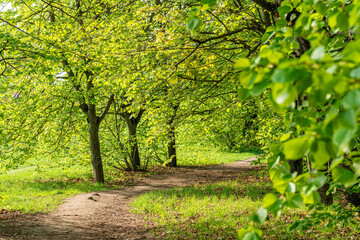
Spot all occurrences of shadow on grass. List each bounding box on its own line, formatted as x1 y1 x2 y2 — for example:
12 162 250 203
7 177 110 193
141 180 271 202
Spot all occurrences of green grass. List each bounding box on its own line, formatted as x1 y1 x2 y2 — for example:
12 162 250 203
130 173 271 239
0 165 112 213
130 172 360 239
0 144 256 214
177 145 257 166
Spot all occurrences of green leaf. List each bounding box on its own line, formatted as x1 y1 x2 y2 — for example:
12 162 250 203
286 182 296 193
238 228 262 240
283 137 309 160
316 2 327 15
312 141 331 168
260 48 284 64
350 68 360 79
187 16 202 31
280 133 291 142
286 194 303 208
301 190 321 205
261 26 276 43
337 12 349 31
250 82 269 96
234 58 251 69
237 88 250 100
272 82 297 107
343 40 360 62
309 173 326 188
332 167 356 188
271 69 289 83
329 157 344 171
337 109 356 129
239 71 257 88
333 128 356 152
263 193 278 210
271 67 309 83
342 90 360 109
273 178 290 193
276 19 288 28
294 116 312 128
253 207 268 224
311 46 326 61
353 161 360 176
278 5 292 17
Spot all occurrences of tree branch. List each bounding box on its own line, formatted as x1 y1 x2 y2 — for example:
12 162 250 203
190 27 255 44
99 94 114 123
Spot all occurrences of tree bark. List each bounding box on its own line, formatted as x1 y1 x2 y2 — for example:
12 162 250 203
318 182 333 206
262 8 272 27
128 121 141 170
122 110 144 171
288 159 303 175
86 92 114 183
166 103 179 167
166 124 177 167
345 191 360 207
88 118 104 183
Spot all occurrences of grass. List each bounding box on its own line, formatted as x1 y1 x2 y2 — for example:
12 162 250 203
130 172 270 239
177 145 257 166
0 144 255 214
0 165 112 213
130 171 360 240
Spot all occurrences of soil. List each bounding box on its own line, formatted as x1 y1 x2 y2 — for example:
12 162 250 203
0 158 259 240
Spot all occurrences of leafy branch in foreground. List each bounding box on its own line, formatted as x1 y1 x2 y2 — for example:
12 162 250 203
234 0 360 238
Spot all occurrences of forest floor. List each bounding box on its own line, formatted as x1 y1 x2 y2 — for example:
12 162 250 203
0 158 259 240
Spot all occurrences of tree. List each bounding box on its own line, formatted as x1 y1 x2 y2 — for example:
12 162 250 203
0 0 141 182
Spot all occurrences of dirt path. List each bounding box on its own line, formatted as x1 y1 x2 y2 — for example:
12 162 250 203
0 158 258 240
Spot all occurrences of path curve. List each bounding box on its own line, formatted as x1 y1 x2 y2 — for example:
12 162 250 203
0 158 257 240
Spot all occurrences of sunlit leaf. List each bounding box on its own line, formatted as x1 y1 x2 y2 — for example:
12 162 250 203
283 137 309 160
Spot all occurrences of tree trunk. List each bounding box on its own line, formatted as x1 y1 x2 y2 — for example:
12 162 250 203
166 125 177 167
122 110 144 171
88 120 105 183
262 8 272 27
288 95 304 175
288 159 303 175
128 122 141 170
166 104 179 167
318 182 333 206
87 98 105 183
345 191 360 207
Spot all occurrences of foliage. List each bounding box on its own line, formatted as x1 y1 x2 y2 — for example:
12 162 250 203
0 0 271 178
178 95 284 153
225 0 360 238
